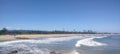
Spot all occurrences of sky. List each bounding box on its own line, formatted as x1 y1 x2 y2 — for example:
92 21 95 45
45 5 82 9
0 0 120 33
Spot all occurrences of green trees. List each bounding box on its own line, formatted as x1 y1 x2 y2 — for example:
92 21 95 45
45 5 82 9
0 28 98 35
0 28 8 35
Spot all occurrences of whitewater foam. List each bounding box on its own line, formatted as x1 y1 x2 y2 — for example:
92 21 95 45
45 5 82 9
0 36 83 46
75 37 107 47
75 35 120 54
0 43 50 54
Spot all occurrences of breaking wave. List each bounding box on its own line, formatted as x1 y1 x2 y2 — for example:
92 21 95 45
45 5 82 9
75 37 107 47
75 35 120 54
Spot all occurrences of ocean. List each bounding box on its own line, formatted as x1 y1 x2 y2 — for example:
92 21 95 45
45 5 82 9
0 34 120 54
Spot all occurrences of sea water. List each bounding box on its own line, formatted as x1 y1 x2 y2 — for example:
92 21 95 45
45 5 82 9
0 34 120 54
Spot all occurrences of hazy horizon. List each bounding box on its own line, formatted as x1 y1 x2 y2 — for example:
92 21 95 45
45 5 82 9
0 0 120 33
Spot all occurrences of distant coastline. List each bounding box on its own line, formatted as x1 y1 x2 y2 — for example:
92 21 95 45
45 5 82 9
0 28 116 41
0 28 111 35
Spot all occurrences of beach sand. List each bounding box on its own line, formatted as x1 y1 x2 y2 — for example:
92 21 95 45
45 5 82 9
0 34 108 41
0 34 81 41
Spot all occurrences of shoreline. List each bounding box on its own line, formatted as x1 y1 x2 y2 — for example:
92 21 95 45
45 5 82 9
0 34 111 41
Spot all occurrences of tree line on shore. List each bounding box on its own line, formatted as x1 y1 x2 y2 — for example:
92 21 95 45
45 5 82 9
0 28 110 35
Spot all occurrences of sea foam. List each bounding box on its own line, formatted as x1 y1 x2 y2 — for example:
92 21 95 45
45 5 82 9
75 37 107 47
75 35 120 54
0 36 83 46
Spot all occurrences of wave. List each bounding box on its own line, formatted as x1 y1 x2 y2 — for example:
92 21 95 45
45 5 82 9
75 35 120 54
75 35 120 48
0 36 83 46
75 37 107 47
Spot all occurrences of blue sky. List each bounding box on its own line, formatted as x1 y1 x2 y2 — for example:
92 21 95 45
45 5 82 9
0 0 120 33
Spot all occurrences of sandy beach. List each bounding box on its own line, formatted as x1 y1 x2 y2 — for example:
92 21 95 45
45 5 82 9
0 34 81 41
0 34 106 41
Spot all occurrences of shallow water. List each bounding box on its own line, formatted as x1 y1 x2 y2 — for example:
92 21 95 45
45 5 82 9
0 35 120 54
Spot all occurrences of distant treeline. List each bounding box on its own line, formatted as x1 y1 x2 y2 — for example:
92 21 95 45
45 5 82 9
0 28 110 35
